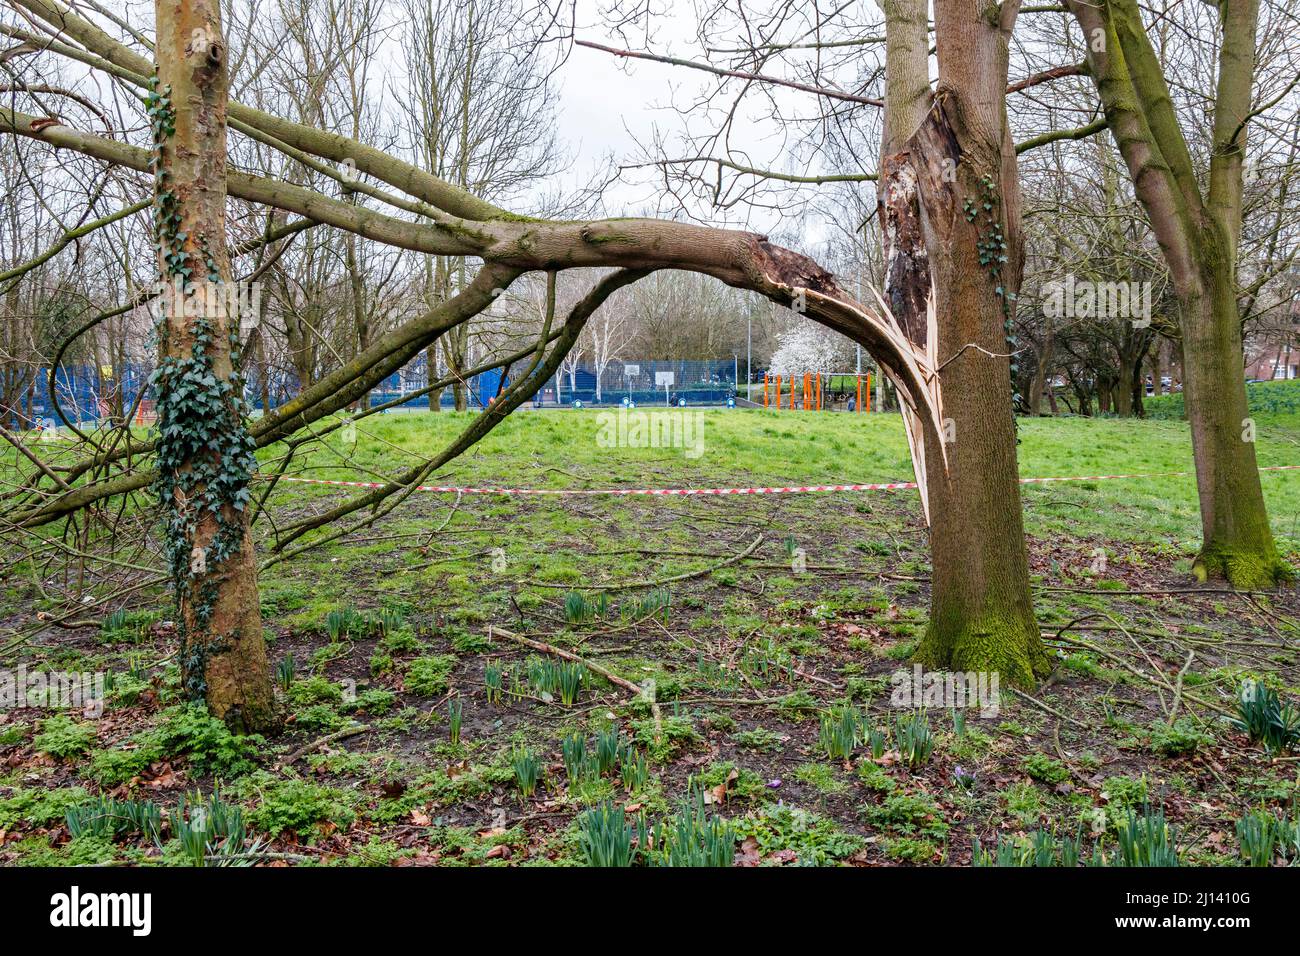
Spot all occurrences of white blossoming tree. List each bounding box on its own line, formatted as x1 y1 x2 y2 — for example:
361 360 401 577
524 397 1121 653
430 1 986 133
768 321 854 375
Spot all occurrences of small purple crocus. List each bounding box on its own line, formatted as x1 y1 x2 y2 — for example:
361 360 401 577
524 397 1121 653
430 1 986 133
954 765 977 790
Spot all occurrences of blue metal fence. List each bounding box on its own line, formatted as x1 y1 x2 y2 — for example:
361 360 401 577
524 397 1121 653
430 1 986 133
17 362 153 427
537 358 741 407
22 355 743 426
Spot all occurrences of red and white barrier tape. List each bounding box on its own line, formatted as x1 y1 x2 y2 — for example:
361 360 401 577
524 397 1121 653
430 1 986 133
264 464 1300 497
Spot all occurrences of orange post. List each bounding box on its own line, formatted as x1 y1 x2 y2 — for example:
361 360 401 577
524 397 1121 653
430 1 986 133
816 374 823 410
865 373 872 413
764 373 769 408
856 374 862 413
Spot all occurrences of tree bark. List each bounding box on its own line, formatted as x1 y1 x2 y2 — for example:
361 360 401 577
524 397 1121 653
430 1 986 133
880 0 1047 686
1113 359 1133 416
1182 264 1281 583
1028 329 1052 417
151 0 277 732
1150 339 1164 396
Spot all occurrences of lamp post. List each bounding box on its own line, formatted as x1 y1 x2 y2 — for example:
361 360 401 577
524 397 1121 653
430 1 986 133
746 315 753 401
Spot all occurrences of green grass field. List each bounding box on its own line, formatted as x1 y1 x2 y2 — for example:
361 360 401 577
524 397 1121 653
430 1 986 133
269 388 1300 557
2 385 1299 867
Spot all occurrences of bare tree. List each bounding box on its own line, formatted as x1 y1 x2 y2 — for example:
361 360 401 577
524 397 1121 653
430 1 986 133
1063 0 1294 585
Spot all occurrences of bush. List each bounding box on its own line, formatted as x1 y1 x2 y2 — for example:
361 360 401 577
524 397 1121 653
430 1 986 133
1146 378 1300 421
17 833 117 866
1022 753 1070 785
342 689 395 716
154 704 263 778
247 777 356 837
0 722 29 746
867 792 949 839
89 746 158 787
33 715 96 759
405 655 457 696
731 727 784 752
0 786 91 830
288 675 344 707
1149 718 1213 757
884 836 940 863
732 805 865 865
294 705 346 732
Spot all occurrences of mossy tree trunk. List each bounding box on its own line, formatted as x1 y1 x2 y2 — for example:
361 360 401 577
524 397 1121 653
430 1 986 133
152 0 278 732
1182 263 1281 585
878 0 1048 686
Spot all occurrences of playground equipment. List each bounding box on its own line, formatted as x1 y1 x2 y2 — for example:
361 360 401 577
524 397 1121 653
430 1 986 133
763 373 872 412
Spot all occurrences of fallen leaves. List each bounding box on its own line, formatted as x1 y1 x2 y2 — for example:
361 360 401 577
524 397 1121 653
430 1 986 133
703 767 739 805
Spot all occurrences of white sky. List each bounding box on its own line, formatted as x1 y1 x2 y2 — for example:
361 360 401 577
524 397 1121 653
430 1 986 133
543 0 834 231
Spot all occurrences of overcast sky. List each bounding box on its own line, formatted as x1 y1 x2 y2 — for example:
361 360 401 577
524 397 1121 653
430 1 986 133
544 0 836 233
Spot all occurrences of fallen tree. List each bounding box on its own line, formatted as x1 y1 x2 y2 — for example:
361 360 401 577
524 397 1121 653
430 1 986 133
0 0 1089 720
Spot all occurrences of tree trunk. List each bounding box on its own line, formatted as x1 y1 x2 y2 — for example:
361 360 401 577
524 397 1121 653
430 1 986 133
1151 339 1164 396
254 327 271 414
151 0 277 732
1131 354 1145 417
1113 362 1133 416
424 343 442 411
1028 331 1052 417
880 0 1046 686
1182 266 1282 585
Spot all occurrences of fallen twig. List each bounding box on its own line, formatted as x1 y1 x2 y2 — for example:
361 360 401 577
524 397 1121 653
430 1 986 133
488 624 663 738
520 533 764 591
275 723 370 771
1010 687 1092 729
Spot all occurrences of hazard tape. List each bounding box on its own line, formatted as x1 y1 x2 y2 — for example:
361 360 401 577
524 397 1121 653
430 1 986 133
263 464 1300 497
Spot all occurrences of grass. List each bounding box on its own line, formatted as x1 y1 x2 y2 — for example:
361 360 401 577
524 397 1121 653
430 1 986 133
0 399 1298 866
261 401 1300 552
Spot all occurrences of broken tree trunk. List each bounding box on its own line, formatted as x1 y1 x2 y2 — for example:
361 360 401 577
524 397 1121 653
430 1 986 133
878 0 1047 686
